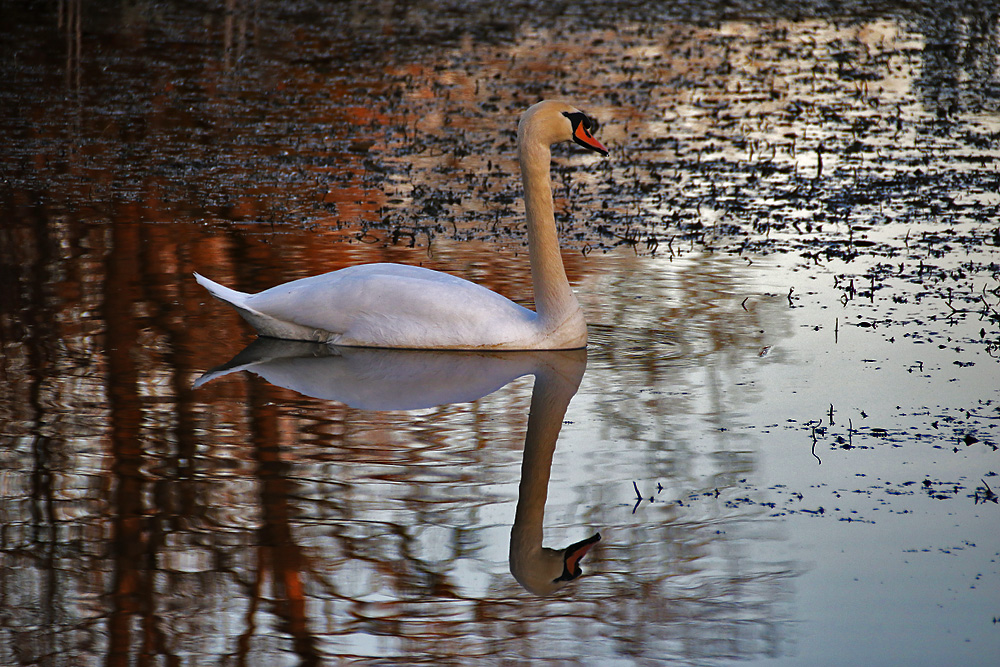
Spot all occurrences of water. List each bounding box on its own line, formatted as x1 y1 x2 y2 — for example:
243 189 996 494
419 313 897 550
1 2 998 665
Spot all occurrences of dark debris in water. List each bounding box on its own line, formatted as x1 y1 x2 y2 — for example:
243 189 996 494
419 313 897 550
629 468 998 527
4 1 999 264
751 400 1000 456
976 477 999 504
623 396 1000 522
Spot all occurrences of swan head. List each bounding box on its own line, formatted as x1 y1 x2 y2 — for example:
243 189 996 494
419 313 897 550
519 100 608 157
510 531 602 596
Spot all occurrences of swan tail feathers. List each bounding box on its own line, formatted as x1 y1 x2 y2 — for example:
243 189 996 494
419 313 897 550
194 272 251 309
195 272 333 342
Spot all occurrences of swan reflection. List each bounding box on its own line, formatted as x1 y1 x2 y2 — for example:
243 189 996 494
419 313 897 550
196 339 600 595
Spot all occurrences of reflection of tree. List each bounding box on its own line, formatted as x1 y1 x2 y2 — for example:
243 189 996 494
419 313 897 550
564 250 797 662
582 251 789 436
245 384 320 666
104 222 167 665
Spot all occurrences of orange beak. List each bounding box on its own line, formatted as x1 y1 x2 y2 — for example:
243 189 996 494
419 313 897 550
574 122 609 156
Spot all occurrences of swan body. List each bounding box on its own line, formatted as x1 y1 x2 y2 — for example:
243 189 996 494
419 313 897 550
195 263 566 349
196 100 608 350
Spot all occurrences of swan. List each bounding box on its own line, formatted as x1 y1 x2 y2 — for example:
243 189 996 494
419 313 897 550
194 100 608 350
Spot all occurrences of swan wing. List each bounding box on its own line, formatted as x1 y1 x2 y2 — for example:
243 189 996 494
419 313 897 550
244 263 539 349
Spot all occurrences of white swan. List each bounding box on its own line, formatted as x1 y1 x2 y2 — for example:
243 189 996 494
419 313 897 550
194 100 608 350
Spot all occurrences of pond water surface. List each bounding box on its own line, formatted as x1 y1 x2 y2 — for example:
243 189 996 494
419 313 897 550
1 2 998 665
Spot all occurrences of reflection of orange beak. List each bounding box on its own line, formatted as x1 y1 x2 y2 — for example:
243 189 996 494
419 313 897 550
556 532 602 581
574 123 609 156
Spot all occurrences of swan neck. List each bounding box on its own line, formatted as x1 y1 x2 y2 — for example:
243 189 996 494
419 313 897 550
511 368 568 545
511 357 585 544
519 137 578 322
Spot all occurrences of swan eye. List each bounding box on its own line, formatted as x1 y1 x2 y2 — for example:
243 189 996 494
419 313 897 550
563 111 586 131
563 111 599 134
562 110 609 156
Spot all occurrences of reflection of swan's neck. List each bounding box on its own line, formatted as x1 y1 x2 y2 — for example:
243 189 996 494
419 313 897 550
512 364 565 547
509 350 595 596
519 121 579 327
